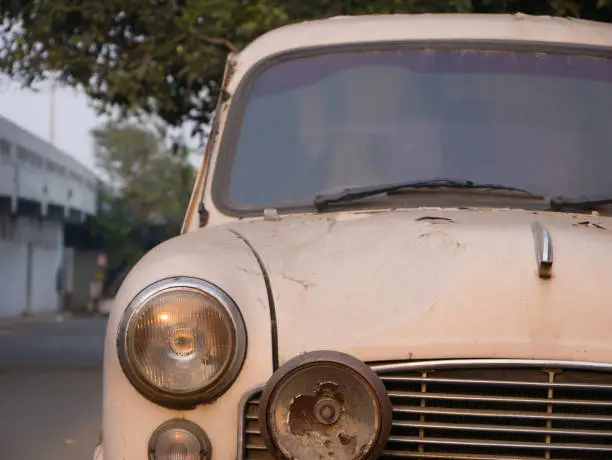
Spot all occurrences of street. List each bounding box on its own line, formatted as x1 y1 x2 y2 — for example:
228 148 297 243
0 314 106 460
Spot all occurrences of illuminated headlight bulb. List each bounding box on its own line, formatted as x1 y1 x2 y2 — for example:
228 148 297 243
168 327 196 358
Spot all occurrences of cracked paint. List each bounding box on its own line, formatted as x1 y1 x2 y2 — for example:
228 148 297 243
238 266 262 276
281 273 311 289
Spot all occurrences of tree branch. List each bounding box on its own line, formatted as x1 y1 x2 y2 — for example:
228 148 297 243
200 35 238 53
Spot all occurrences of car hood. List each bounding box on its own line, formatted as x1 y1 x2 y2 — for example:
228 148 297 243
225 208 612 365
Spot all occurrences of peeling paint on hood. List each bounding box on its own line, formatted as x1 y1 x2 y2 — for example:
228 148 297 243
225 208 612 366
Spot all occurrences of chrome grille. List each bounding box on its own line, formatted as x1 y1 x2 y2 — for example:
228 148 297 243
239 360 612 459
239 386 271 459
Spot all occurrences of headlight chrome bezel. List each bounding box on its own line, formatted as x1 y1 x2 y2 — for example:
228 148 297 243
117 277 247 409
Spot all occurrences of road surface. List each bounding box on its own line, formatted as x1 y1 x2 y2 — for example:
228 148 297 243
0 314 106 460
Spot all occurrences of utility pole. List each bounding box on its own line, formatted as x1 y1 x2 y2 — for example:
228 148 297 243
49 73 57 146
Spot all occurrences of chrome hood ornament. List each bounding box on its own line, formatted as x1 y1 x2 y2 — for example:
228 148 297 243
532 221 553 279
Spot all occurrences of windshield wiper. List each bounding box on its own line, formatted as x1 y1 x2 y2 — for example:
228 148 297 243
313 178 543 211
550 194 612 212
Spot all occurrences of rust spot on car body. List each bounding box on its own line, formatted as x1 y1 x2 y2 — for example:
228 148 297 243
574 221 606 230
415 216 455 224
288 382 344 435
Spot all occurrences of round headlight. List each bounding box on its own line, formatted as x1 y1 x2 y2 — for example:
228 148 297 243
149 419 211 460
118 277 246 408
259 351 392 460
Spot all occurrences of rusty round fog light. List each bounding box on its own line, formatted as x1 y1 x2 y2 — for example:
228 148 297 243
148 419 211 460
259 351 392 460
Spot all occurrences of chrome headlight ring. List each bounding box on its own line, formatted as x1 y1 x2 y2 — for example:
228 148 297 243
117 277 247 409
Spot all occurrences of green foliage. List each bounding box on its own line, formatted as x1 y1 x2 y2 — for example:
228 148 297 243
1 0 612 137
89 122 195 268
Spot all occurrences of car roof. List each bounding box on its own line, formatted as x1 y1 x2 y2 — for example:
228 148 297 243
235 13 612 69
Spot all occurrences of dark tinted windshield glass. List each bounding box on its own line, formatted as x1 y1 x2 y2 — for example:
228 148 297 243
218 47 612 210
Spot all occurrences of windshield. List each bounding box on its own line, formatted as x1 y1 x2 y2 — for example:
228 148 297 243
214 45 612 213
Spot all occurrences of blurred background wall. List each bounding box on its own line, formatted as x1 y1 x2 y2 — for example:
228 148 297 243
0 114 99 318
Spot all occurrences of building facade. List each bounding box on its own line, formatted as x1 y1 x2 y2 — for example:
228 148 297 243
0 114 98 318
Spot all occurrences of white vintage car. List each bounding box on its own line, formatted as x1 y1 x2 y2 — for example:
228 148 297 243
97 12 612 460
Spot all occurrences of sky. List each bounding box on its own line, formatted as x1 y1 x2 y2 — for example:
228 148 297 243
0 78 103 171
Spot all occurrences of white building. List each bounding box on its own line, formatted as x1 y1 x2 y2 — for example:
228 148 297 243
0 114 98 318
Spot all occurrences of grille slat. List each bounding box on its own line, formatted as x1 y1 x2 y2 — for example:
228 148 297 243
392 405 612 422
392 420 612 437
387 435 612 451
381 376 612 391
239 360 612 459
245 444 268 451
381 451 544 459
389 390 612 407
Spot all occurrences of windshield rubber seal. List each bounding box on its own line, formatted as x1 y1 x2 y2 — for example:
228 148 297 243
210 39 612 219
